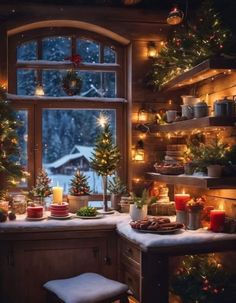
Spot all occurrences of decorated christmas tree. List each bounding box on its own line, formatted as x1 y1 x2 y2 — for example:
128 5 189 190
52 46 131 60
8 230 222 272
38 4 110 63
69 170 91 196
146 0 230 90
171 254 236 303
30 169 52 198
90 117 120 211
0 85 24 198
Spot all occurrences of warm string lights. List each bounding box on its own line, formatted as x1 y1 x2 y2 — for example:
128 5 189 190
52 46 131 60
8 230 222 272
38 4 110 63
146 0 230 90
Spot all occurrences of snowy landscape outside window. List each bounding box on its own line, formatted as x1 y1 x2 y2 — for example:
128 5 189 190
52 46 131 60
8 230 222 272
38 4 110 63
43 109 116 193
9 29 126 195
16 35 119 97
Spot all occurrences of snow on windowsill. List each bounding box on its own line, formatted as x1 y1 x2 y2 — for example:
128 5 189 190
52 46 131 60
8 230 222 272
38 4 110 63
17 60 119 67
7 93 127 103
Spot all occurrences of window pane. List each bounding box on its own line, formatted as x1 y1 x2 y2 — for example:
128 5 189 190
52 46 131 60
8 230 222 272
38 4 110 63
42 70 116 97
42 109 116 194
104 46 116 63
16 110 28 187
17 41 37 61
76 39 100 63
42 70 66 97
42 37 71 61
17 69 37 95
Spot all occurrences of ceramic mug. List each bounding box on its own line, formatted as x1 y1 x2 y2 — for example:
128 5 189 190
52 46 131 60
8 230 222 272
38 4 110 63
166 110 177 123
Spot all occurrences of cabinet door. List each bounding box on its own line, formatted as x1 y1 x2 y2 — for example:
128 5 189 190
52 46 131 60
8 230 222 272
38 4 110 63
2 237 110 303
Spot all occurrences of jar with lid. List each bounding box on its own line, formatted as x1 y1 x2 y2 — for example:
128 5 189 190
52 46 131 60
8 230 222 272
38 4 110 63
193 101 210 118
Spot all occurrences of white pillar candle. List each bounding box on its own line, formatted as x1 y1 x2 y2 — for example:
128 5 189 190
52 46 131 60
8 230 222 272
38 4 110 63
52 186 63 204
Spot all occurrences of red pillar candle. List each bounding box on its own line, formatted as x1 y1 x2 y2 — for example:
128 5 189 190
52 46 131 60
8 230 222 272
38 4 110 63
174 194 191 211
210 210 225 232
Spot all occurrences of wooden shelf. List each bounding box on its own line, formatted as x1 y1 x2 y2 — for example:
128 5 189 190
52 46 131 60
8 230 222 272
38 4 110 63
147 172 236 189
149 116 236 133
163 58 236 91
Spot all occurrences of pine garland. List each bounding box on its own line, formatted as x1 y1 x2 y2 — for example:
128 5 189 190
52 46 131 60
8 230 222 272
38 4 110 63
69 170 91 196
0 86 23 198
146 0 230 91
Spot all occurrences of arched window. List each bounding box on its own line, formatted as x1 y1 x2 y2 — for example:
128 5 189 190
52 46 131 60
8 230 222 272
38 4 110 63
8 27 128 198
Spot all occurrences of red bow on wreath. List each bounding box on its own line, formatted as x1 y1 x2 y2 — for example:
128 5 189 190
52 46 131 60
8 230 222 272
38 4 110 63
66 54 82 68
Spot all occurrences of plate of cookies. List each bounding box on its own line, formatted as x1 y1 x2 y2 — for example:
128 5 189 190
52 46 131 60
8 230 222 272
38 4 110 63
130 217 185 234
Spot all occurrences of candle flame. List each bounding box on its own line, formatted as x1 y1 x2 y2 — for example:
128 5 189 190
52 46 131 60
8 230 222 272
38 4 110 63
219 203 224 210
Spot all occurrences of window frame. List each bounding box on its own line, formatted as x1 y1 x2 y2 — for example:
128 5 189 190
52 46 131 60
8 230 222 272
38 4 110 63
8 27 128 198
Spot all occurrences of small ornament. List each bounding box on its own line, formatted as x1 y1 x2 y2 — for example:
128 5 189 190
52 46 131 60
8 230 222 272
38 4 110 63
167 7 184 26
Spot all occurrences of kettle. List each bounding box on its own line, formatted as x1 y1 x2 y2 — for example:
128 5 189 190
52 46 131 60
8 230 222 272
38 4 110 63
193 101 210 118
214 97 235 117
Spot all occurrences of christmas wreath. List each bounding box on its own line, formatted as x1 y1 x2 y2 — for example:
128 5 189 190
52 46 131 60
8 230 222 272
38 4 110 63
62 55 83 96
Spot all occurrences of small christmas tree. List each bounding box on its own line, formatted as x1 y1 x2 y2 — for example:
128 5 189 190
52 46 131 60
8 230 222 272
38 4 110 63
90 120 120 212
30 169 52 198
69 170 90 196
0 85 24 198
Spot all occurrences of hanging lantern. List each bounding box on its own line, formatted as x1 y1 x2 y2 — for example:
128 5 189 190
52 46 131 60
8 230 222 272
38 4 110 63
138 108 148 123
35 84 45 96
132 140 145 162
147 41 158 59
167 7 184 25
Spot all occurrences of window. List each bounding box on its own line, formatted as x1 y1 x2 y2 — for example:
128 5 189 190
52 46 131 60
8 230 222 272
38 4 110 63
8 27 127 196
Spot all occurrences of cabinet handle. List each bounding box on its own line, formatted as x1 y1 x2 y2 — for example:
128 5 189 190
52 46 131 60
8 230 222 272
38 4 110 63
104 256 111 265
7 250 14 267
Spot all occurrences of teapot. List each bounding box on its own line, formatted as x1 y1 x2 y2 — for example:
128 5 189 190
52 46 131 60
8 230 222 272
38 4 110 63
193 101 210 118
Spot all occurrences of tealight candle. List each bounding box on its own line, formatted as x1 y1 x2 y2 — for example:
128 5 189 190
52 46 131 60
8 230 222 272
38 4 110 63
52 186 63 204
210 210 225 232
174 194 191 211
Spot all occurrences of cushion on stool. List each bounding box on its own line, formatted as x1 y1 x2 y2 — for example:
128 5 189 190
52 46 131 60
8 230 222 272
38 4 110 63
43 272 129 303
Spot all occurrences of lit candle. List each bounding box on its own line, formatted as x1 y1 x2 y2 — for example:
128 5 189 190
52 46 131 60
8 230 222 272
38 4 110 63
52 186 63 204
174 194 191 211
210 210 225 232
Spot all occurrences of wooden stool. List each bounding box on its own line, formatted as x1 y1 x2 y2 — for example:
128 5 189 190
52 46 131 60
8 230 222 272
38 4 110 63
43 272 129 303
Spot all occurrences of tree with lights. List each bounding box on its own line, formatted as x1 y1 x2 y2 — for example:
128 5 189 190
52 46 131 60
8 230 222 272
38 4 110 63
29 169 52 199
0 86 24 198
171 254 236 303
146 0 230 90
90 115 120 212
69 170 91 196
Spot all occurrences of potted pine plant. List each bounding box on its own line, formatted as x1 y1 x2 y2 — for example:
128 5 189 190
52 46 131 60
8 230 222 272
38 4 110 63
67 170 91 213
130 189 148 221
197 139 228 178
107 175 127 210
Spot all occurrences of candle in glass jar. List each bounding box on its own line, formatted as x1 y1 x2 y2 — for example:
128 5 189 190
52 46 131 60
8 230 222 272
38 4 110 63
52 186 63 204
210 210 225 232
174 194 191 211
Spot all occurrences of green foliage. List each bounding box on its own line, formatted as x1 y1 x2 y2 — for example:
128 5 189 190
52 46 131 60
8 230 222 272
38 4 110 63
77 206 97 217
146 0 230 90
90 123 120 176
225 145 236 165
197 139 228 167
69 170 91 196
29 169 52 198
171 254 236 303
0 86 24 198
107 174 127 195
132 189 148 209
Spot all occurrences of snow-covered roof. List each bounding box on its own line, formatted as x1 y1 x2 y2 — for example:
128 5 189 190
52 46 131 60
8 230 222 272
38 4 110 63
45 146 93 169
70 145 93 159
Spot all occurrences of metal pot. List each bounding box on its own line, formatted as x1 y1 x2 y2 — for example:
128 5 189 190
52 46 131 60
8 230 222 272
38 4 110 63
181 95 200 106
181 104 193 119
214 97 235 117
193 101 209 118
